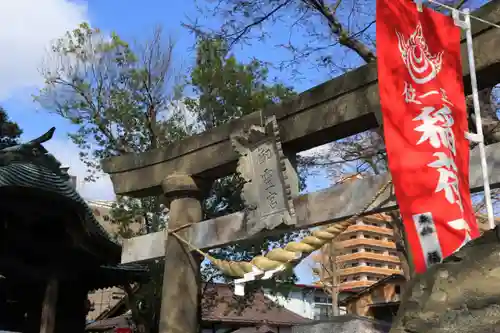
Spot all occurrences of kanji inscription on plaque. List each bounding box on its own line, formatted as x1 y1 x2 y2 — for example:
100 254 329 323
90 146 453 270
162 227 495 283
230 116 296 233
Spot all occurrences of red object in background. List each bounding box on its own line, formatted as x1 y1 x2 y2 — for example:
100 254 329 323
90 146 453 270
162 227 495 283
376 0 480 273
115 328 131 333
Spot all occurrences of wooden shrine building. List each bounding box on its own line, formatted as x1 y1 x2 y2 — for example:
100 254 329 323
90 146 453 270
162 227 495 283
0 128 147 333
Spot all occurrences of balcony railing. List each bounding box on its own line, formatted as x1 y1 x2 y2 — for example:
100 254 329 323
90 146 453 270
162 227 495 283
337 238 396 249
338 280 373 290
343 224 394 236
336 252 400 264
338 266 402 276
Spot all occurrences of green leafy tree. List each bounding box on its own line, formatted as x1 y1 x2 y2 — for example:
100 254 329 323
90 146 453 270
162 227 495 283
34 23 189 333
34 23 189 233
0 106 22 148
36 24 302 332
182 37 302 283
184 37 295 130
128 37 305 333
179 37 306 322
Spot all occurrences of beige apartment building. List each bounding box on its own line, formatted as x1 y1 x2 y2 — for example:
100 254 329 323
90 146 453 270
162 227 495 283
311 212 402 292
312 174 402 292
334 213 402 291
316 211 499 292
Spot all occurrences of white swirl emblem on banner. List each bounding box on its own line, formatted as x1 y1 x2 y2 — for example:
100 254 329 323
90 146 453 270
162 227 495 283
396 23 444 84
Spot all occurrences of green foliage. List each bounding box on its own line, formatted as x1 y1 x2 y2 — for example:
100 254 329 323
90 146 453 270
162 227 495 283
36 25 301 332
111 196 167 236
0 106 22 149
182 37 303 288
129 260 164 333
34 24 188 333
34 23 191 182
184 37 295 130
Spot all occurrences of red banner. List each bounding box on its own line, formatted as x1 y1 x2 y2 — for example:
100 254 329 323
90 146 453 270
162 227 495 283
376 0 480 273
115 328 131 333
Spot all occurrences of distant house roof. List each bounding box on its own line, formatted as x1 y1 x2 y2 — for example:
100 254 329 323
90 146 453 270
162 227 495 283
295 314 393 333
87 283 310 331
232 324 277 333
339 274 406 306
202 284 310 326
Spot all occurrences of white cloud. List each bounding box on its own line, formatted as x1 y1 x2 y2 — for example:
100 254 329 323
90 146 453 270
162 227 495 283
0 1 104 198
298 143 332 158
0 0 89 100
43 139 116 201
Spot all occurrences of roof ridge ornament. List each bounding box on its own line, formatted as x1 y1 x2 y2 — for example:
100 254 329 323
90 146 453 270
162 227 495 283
0 127 66 179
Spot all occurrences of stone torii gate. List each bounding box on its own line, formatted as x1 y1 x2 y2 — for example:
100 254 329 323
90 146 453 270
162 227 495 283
102 2 500 332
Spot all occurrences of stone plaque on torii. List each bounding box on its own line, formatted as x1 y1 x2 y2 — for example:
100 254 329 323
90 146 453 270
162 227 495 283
230 115 297 234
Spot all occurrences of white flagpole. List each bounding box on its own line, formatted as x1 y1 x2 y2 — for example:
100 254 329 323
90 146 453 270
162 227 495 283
416 0 423 12
454 8 495 229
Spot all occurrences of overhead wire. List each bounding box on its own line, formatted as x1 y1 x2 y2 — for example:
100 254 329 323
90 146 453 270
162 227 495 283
427 0 500 29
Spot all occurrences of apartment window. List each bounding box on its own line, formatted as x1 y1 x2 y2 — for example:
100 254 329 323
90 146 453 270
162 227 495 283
350 235 357 239
314 295 332 304
351 262 359 267
395 285 401 294
374 235 381 240
341 278 348 283
351 248 359 253
313 304 333 320
375 263 382 267
354 275 361 281
388 265 396 269
364 234 371 239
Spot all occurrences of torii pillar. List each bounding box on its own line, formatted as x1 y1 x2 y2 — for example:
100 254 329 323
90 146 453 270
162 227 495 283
159 174 205 333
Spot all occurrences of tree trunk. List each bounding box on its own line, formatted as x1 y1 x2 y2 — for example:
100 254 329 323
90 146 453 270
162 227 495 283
328 242 340 317
40 278 58 333
387 211 413 281
466 87 500 145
